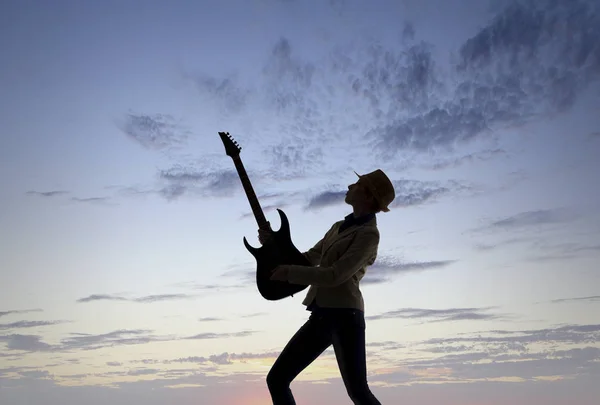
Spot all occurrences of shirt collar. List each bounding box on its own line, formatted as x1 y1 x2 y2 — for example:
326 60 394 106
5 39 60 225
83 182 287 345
343 212 375 226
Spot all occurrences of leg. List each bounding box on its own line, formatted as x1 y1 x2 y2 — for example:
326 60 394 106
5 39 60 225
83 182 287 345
331 310 381 405
267 312 332 405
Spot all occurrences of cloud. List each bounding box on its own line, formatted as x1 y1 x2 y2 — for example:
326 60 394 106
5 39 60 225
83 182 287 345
0 309 42 318
25 190 69 197
366 307 502 322
183 331 257 340
489 209 575 229
132 294 195 303
303 178 461 212
406 323 600 381
548 295 600 304
117 112 190 150
305 191 346 210
424 324 600 347
0 328 261 353
363 256 455 284
472 208 578 234
0 334 55 352
76 293 196 303
426 148 508 170
197 317 225 322
70 196 111 204
60 329 164 351
76 294 128 303
0 320 67 330
167 350 279 366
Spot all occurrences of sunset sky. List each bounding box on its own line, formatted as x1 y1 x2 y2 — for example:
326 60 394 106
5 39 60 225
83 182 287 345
1 0 599 404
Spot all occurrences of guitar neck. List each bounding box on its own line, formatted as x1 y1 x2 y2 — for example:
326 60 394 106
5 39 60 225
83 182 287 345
232 156 269 229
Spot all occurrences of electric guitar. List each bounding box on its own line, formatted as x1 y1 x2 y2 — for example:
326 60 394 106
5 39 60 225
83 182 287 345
218 131 309 301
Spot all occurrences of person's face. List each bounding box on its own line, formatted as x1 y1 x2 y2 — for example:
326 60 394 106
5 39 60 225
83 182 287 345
345 178 374 206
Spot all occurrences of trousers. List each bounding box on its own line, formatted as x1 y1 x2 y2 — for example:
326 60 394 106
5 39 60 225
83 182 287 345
266 308 382 405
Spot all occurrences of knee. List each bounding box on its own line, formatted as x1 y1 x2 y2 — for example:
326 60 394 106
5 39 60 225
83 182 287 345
266 369 288 390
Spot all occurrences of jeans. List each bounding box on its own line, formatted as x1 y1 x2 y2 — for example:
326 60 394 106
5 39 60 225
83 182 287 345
266 308 381 405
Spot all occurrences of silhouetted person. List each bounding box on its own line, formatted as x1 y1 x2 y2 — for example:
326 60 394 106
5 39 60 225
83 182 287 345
258 169 395 405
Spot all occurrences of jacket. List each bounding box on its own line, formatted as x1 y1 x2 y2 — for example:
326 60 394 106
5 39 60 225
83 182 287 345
285 215 379 311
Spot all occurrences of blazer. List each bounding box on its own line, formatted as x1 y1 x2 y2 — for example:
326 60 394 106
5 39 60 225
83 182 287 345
285 215 380 312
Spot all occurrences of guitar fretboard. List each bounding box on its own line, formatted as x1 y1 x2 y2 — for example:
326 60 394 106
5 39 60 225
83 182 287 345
232 156 269 229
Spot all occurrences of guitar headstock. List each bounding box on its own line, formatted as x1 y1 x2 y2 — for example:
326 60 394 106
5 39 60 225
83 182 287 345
218 131 242 158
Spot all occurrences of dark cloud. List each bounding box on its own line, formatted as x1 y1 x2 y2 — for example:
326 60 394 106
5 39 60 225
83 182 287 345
174 0 599 171
0 321 67 330
366 307 502 322
390 179 451 207
0 309 42 318
305 191 346 210
0 334 54 352
373 0 600 155
303 178 459 212
117 112 190 150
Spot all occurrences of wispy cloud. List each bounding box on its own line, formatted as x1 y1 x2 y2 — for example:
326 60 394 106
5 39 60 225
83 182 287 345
0 321 67 330
25 190 69 197
366 307 502 322
363 256 455 285
488 209 575 229
76 293 196 303
167 350 278 366
548 295 600 304
198 317 225 322
404 323 600 381
70 196 111 204
177 0 599 172
0 309 42 318
117 112 190 150
0 327 259 353
183 330 257 340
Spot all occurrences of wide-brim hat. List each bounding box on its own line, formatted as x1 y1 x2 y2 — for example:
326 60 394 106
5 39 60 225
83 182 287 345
354 169 395 212
354 169 396 212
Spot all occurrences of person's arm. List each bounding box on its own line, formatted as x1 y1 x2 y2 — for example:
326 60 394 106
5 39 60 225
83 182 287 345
285 229 379 287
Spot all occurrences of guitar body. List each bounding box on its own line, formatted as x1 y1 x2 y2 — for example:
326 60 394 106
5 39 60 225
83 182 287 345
218 131 309 301
243 209 309 301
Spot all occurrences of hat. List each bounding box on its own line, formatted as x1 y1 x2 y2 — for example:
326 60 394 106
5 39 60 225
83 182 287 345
354 169 395 212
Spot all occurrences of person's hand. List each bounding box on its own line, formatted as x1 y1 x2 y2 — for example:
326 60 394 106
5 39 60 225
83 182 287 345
258 223 273 245
270 265 289 281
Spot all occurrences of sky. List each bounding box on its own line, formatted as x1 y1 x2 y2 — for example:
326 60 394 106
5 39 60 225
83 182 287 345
1 0 599 404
